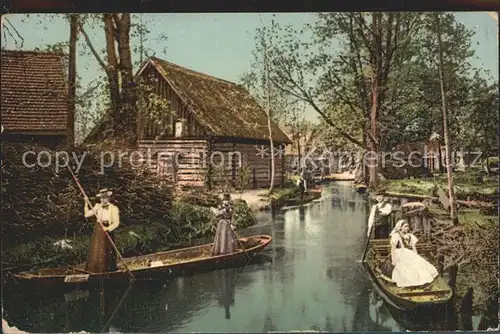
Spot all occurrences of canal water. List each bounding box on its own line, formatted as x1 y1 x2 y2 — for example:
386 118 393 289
2 182 461 332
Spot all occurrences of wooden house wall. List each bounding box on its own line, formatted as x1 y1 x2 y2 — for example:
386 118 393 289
139 66 207 140
137 139 286 189
1 134 67 152
137 139 209 187
211 141 285 189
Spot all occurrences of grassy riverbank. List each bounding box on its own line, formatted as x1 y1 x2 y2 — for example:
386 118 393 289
264 181 322 209
2 199 255 273
377 172 498 201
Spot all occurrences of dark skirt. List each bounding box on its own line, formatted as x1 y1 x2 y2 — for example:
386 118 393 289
212 219 237 256
85 222 116 273
380 257 395 278
374 214 391 239
374 223 391 239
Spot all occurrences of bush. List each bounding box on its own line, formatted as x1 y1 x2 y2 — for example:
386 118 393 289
173 189 220 207
1 144 174 247
232 199 256 228
2 199 258 271
168 200 217 243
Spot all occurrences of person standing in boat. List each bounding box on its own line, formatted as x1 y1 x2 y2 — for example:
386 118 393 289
212 193 237 256
367 195 393 239
84 189 120 272
380 220 438 288
296 171 306 200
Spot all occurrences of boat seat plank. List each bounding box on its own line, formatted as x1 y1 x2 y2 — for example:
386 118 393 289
396 289 451 297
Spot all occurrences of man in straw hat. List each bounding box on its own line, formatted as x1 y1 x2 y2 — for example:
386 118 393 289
367 195 393 239
84 189 120 272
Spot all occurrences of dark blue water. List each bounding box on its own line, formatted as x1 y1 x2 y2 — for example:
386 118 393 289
2 182 461 332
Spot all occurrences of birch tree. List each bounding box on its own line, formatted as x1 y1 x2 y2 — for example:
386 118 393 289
260 13 424 188
435 13 458 223
241 22 287 193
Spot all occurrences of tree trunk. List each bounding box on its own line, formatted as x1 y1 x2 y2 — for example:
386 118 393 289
67 14 78 149
460 287 474 330
103 14 121 135
264 43 275 193
114 13 137 142
483 122 490 174
297 134 301 173
362 129 368 184
438 138 445 173
367 14 381 189
435 13 458 224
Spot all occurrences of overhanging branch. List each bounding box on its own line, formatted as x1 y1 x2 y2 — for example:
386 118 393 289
78 22 109 76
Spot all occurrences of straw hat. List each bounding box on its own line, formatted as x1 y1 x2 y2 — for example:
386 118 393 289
96 189 112 198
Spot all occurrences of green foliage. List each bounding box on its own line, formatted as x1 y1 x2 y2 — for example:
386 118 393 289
42 41 69 54
2 199 257 271
380 176 498 200
135 76 173 138
236 166 252 192
168 200 217 243
174 189 220 207
269 184 299 200
232 199 256 228
484 156 499 168
1 146 173 247
246 12 498 161
211 166 233 193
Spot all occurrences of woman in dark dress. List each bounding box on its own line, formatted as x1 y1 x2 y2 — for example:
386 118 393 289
212 194 237 256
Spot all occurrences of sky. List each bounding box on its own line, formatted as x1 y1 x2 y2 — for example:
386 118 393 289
1 12 498 123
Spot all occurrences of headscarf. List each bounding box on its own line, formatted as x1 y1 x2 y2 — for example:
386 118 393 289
389 219 408 236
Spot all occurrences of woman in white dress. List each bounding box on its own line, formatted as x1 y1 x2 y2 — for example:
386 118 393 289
381 219 438 288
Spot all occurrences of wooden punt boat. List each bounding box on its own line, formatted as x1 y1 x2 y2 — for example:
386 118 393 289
363 238 453 311
9 235 272 290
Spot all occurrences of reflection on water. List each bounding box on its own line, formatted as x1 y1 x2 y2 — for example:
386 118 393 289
1 182 470 332
215 268 237 320
368 289 404 331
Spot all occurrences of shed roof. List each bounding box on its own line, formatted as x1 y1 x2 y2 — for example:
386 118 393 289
1 50 68 133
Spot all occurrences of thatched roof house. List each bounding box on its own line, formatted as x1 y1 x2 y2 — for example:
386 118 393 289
86 57 291 189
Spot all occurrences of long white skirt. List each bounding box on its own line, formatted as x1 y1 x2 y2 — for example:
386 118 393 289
392 247 439 288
